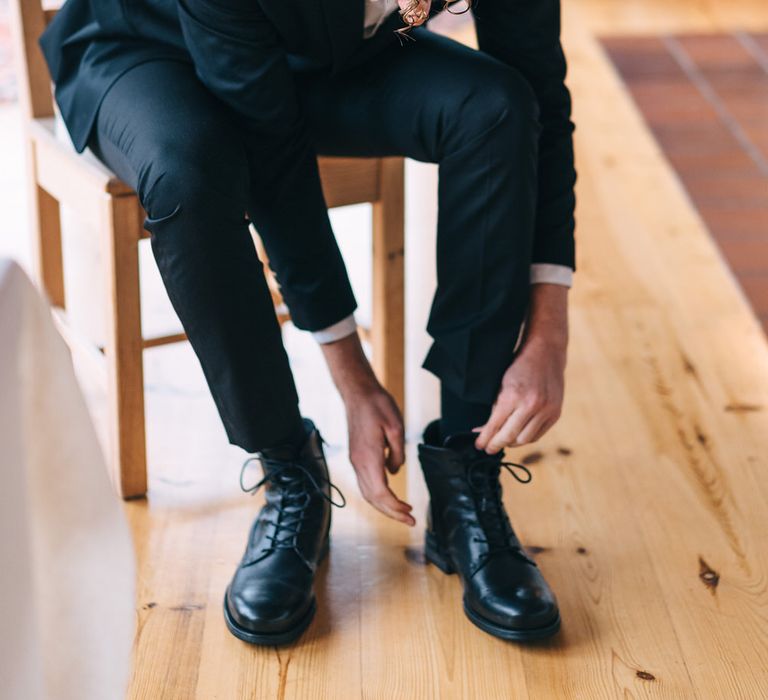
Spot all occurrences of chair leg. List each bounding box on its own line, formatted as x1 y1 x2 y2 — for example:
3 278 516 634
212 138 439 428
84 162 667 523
28 143 65 308
103 194 147 499
251 226 291 327
371 157 406 414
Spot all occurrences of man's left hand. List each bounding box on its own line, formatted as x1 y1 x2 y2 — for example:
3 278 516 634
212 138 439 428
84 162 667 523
474 282 569 454
474 336 566 453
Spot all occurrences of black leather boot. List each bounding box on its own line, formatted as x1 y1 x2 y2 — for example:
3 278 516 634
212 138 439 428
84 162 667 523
224 418 345 645
419 420 560 641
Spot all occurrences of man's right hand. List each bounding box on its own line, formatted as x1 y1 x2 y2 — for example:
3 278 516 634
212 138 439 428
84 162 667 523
344 383 414 526
320 332 414 526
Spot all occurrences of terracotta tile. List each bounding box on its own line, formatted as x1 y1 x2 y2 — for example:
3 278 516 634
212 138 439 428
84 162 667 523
604 31 768 325
706 73 768 94
716 238 768 274
685 175 768 206
737 275 768 317
651 123 743 156
753 34 768 58
666 149 759 177
698 206 768 237
601 36 680 80
676 34 756 72
709 92 768 125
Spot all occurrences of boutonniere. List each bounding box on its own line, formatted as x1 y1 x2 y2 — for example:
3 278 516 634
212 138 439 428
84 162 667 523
395 0 471 43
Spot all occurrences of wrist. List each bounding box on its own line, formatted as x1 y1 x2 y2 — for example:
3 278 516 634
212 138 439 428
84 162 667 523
523 284 569 350
521 327 568 354
338 368 381 402
320 333 381 401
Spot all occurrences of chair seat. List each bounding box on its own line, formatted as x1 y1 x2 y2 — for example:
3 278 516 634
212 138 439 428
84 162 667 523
30 117 134 195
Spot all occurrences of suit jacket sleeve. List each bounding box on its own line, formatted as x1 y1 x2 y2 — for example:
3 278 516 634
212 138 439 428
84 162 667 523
473 0 577 270
176 0 357 331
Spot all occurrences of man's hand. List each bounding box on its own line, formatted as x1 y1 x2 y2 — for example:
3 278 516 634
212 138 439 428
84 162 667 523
474 283 569 454
344 384 414 526
321 333 414 526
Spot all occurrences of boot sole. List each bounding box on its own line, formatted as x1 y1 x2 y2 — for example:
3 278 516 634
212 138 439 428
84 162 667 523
223 537 329 646
424 531 561 642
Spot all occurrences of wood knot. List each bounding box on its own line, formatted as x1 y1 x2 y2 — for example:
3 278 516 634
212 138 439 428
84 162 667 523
169 603 205 612
698 556 719 593
636 670 656 681
557 447 572 456
724 403 762 413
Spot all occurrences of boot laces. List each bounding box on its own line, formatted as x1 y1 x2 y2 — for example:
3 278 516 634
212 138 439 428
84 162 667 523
239 452 346 561
467 458 535 574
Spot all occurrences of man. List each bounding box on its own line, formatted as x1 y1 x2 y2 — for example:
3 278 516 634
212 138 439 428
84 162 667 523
41 0 575 644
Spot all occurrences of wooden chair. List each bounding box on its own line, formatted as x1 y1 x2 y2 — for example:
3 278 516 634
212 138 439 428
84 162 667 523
10 1 405 499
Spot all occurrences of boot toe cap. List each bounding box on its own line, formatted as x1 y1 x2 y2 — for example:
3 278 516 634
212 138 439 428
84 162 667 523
226 583 312 635
469 583 559 632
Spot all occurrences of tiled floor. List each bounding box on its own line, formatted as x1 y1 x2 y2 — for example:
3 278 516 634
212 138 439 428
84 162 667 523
603 32 768 329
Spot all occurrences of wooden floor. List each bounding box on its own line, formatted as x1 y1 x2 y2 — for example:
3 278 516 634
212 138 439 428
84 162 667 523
124 1 768 697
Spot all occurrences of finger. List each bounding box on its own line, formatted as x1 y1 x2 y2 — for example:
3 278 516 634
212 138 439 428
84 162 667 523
369 488 416 525
357 462 415 525
513 412 550 446
383 422 406 473
486 408 531 453
363 471 413 513
530 414 558 444
372 497 416 526
474 401 511 451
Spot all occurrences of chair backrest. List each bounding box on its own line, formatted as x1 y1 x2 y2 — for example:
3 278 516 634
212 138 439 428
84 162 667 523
9 1 59 122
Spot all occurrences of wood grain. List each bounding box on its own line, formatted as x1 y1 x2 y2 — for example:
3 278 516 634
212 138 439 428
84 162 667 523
103 194 148 498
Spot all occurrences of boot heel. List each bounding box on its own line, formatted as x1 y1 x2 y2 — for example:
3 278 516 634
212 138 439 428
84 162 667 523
424 531 456 575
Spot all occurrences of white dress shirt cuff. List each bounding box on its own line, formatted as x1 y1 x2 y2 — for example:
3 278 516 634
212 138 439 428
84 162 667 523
312 314 358 344
312 265 571 343
530 263 573 288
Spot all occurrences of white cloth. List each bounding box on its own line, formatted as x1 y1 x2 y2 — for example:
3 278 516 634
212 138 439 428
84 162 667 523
0 260 135 700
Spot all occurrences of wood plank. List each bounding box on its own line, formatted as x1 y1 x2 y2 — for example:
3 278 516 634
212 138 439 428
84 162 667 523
372 157 406 496
516 5 768 696
318 157 380 208
26 138 66 308
34 182 65 308
576 0 768 34
31 119 134 205
142 332 188 350
103 194 148 499
371 158 406 412
8 0 54 120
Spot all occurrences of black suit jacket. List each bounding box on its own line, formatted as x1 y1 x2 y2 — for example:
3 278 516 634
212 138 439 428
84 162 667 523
40 0 576 270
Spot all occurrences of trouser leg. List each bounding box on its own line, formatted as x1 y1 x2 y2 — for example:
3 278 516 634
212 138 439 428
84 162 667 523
88 60 303 452
439 384 492 441
294 28 540 409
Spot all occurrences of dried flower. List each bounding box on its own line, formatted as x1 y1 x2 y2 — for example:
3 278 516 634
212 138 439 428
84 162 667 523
395 0 471 43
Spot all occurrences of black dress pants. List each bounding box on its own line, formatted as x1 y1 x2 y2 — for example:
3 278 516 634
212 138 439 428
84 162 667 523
88 28 540 452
